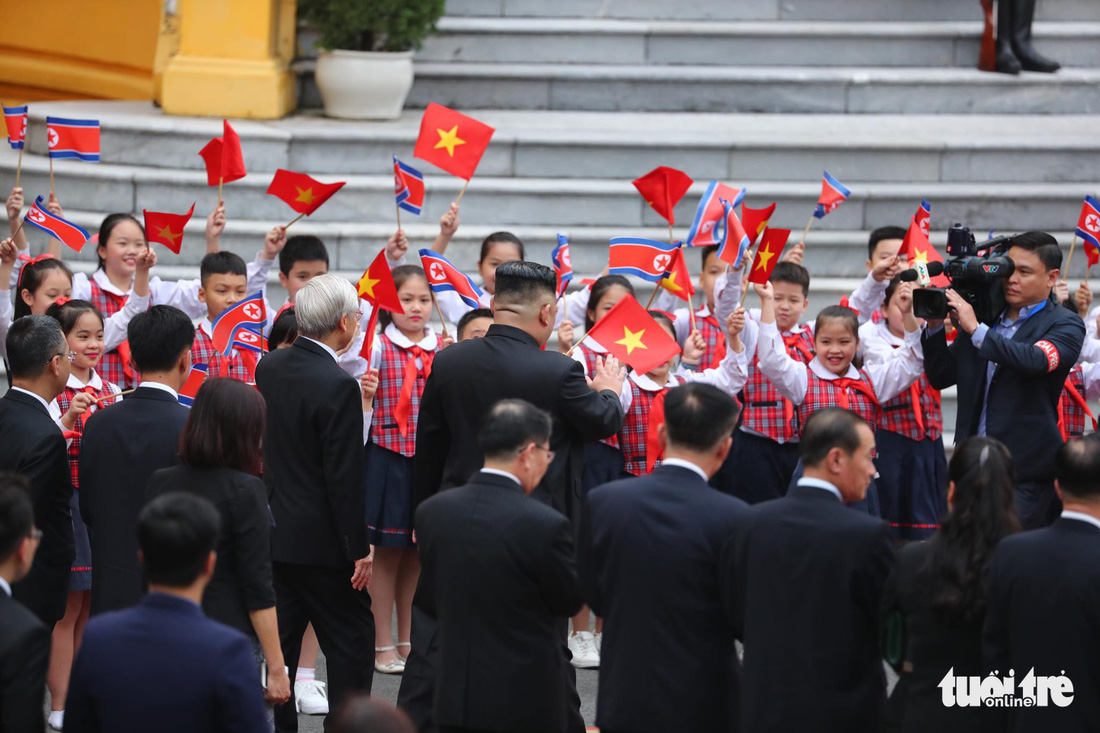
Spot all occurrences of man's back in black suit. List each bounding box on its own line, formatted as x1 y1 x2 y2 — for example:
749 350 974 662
417 470 583 733
79 386 189 615
580 463 749 733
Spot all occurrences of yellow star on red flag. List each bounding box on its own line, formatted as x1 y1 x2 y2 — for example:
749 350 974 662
615 326 648 354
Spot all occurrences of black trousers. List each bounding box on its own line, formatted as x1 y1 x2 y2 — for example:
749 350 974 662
273 562 375 733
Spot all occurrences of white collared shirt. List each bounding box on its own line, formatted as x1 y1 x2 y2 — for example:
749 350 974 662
300 336 377 445
137 381 179 400
67 370 104 392
660 457 708 482
480 468 522 487
10 386 51 413
367 324 439 371
0 576 10 597
797 477 843 501
301 337 339 363
1061 510 1100 533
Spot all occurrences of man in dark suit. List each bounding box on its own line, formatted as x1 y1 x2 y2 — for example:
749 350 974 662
579 383 748 733
255 274 374 733
983 436 1100 732
79 305 194 615
65 492 268 733
0 315 74 626
722 407 895 733
923 231 1084 528
402 261 624 732
416 400 583 733
0 474 50 733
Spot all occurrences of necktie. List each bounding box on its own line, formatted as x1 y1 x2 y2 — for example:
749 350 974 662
645 389 668 474
395 345 434 437
783 332 813 362
101 291 136 383
829 377 878 411
889 342 926 437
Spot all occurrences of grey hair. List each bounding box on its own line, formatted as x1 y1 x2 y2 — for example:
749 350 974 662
294 274 359 339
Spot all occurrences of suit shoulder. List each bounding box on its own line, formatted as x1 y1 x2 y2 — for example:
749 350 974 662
0 596 48 643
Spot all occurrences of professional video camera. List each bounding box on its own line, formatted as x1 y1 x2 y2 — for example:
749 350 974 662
910 224 1016 323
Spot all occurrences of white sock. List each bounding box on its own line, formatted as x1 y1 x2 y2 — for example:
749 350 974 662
296 667 315 682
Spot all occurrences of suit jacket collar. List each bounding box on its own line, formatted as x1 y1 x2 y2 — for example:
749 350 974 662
143 591 204 616
1053 516 1100 536
471 470 525 493
3 388 52 417
485 324 539 349
293 337 334 361
789 484 844 503
651 463 710 486
1005 297 1054 344
128 386 180 403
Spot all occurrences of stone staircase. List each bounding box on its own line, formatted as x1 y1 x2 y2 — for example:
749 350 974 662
5 0 1100 434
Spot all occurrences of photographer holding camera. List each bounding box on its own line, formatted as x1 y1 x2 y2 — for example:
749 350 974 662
922 231 1084 529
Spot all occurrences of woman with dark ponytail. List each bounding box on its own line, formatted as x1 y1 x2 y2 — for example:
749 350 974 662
881 436 1019 732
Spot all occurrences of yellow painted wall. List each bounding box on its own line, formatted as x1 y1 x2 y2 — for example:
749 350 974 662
0 0 160 102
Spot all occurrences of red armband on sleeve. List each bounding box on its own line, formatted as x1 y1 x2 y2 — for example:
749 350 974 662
1035 340 1060 372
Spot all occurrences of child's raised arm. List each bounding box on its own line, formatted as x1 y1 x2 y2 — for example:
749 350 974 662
206 200 227 254
430 203 459 254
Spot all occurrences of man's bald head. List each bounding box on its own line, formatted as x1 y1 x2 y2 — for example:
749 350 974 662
492 261 558 345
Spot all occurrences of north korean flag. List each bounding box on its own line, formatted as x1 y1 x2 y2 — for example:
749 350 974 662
1076 195 1100 268
4 105 26 150
608 237 680 283
230 324 265 353
24 196 90 252
813 171 850 219
393 155 425 215
552 234 573 298
210 292 267 357
420 250 485 309
45 117 100 162
686 181 745 247
177 364 208 407
716 200 751 268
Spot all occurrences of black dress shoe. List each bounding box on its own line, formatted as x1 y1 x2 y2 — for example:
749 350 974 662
1012 41 1061 73
995 45 1022 75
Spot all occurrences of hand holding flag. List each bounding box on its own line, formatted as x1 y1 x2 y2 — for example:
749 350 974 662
143 204 196 254
583 294 682 374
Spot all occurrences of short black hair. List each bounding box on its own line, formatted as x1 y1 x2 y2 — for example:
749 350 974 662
478 399 552 462
268 307 298 348
868 226 907 260
457 308 493 339
0 473 33 561
800 407 870 467
280 235 329 277
200 251 248 287
138 492 221 587
332 695 416 733
494 261 555 304
701 244 719 269
1008 231 1062 272
1056 437 1100 499
6 314 67 379
770 262 810 297
663 383 740 452
479 232 525 263
128 305 195 374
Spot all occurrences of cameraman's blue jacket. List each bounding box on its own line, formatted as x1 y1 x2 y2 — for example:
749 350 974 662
922 295 1084 484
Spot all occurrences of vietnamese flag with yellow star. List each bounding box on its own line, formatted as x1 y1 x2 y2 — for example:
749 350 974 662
657 245 695 302
903 218 950 287
413 103 495 181
143 203 196 254
741 202 776 248
585 294 681 374
266 169 346 216
357 248 404 313
747 227 791 285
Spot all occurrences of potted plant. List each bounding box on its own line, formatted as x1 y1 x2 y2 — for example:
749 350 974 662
299 0 445 120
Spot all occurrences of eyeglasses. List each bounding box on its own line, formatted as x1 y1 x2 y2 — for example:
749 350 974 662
348 310 363 322
519 442 554 461
47 352 75 366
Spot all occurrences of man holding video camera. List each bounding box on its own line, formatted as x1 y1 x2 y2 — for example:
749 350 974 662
923 231 1084 529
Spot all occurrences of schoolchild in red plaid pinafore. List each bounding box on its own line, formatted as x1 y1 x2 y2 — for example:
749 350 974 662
191 324 259 383
744 326 814 442
88 281 134 389
695 311 728 371
1059 366 1096 439
620 375 686 477
796 368 882 431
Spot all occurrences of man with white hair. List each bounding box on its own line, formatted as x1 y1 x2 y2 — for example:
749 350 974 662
256 274 375 733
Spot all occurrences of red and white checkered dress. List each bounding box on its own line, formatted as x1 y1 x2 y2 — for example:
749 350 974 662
88 281 135 389
797 367 881 433
1059 366 1095 439
56 374 121 488
620 375 686 477
878 376 943 442
191 325 258 383
370 332 437 458
579 342 621 450
696 312 728 371
743 325 814 442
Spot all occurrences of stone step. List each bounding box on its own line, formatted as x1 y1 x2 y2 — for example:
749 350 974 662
443 0 1098 22
6 151 1094 233
388 63 1100 115
20 102 1100 183
410 19 1100 69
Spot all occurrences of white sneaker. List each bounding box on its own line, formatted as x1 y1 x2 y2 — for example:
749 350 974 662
294 679 329 715
48 710 64 731
568 630 600 669
594 631 602 652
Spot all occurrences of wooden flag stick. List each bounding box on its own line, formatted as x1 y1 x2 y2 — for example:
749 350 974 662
9 211 29 241
454 179 471 207
430 291 450 342
284 212 307 230
645 284 661 309
667 222 675 245
1065 234 1079 278
798 214 814 246
564 330 591 358
396 202 402 233
48 156 54 196
94 388 137 403
15 146 22 189
217 176 224 202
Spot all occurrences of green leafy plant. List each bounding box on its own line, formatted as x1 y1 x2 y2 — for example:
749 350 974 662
299 0 446 53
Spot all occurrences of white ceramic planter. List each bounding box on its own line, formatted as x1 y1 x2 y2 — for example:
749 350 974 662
314 49 414 120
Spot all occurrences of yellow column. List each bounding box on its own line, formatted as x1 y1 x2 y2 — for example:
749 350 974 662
158 0 298 119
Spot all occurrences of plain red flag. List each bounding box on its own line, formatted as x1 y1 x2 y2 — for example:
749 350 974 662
632 166 693 226
413 103 495 180
586 295 682 374
198 119 247 186
357 248 404 313
143 203 196 254
747 228 791 285
266 169 346 216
